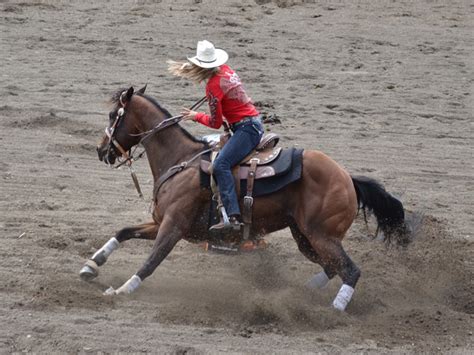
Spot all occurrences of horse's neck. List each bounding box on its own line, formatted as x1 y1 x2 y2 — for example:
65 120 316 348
139 111 204 182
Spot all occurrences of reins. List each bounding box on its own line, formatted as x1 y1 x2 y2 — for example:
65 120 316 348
107 94 208 198
114 95 207 169
132 95 207 139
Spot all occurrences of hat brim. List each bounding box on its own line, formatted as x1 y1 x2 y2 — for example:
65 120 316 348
187 48 228 69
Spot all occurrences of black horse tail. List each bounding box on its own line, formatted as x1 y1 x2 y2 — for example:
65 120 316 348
351 176 411 246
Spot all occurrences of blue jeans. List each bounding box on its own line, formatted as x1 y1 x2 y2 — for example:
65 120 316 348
213 117 264 217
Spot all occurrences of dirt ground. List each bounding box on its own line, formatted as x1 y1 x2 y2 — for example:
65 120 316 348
1 0 473 353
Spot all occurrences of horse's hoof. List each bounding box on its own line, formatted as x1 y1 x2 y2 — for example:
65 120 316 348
79 260 99 281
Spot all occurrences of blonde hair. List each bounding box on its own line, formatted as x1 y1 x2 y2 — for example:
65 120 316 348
167 60 219 84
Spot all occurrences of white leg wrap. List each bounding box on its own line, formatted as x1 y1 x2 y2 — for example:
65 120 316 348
332 284 355 311
115 275 142 295
92 237 119 259
306 271 330 290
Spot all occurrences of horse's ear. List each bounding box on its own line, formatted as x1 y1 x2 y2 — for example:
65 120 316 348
137 84 147 94
125 86 134 102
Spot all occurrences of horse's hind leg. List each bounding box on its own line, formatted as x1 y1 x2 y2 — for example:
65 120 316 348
309 236 361 311
79 222 159 281
289 223 336 289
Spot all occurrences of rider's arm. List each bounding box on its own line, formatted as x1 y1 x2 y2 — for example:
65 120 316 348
194 83 224 129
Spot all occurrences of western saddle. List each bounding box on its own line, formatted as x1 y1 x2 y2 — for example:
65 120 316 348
200 131 281 240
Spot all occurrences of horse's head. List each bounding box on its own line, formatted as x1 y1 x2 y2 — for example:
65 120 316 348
97 85 147 165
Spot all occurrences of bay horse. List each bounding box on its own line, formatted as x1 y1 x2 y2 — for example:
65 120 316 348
80 86 409 311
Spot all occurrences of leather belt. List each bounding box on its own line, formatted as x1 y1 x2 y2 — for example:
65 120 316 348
229 115 260 132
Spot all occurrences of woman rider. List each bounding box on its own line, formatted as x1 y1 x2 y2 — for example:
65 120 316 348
168 40 264 231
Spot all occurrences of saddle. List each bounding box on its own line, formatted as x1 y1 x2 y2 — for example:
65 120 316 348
200 132 302 241
200 133 281 176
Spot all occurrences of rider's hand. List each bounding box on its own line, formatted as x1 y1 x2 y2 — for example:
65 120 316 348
181 108 198 121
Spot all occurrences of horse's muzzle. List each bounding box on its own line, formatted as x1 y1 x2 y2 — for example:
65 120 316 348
97 144 117 165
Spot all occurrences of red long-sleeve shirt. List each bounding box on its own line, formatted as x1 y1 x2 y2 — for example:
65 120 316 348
195 65 259 129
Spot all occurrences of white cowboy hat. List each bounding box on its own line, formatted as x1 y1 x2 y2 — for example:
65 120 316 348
187 40 228 69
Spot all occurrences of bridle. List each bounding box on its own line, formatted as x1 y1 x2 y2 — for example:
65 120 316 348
103 91 145 197
105 92 130 164
103 92 209 198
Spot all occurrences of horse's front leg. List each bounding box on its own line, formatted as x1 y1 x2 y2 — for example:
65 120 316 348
104 216 182 295
79 222 159 281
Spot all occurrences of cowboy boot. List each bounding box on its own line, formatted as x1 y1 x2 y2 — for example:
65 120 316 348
209 215 242 232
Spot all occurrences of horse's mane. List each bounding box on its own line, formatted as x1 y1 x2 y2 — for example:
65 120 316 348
139 93 173 119
110 88 207 145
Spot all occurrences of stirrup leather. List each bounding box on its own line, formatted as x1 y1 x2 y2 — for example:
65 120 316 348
242 158 258 240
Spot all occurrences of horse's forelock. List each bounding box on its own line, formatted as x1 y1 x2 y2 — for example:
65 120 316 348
110 88 129 104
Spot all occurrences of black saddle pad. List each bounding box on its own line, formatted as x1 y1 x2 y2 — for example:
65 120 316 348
200 148 304 198
257 147 292 176
240 148 303 197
